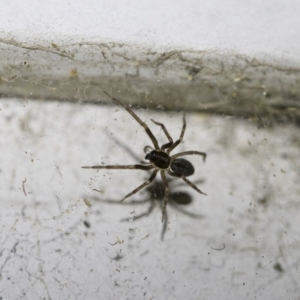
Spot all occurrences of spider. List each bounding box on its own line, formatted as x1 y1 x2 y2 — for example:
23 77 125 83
82 91 207 222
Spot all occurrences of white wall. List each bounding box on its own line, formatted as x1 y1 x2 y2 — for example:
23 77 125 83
0 2 299 300
1 0 300 63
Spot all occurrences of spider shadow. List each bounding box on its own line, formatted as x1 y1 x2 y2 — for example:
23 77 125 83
88 178 205 240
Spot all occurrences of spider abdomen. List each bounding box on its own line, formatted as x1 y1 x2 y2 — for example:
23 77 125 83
145 150 171 169
171 158 195 177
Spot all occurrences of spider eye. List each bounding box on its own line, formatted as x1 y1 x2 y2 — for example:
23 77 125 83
145 151 155 161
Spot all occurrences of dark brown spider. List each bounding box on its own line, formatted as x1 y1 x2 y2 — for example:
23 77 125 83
82 91 207 221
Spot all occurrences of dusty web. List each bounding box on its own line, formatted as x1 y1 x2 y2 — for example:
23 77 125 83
0 41 300 299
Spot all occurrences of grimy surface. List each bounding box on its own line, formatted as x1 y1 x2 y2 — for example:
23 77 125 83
1 98 299 299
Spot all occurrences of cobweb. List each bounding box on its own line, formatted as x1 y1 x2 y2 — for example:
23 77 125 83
0 41 300 300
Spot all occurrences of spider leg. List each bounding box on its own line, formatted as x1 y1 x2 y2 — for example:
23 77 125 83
167 112 186 154
81 164 154 170
88 195 151 205
150 119 173 150
167 169 207 195
120 168 159 202
160 170 169 222
171 151 207 162
144 145 154 153
181 176 207 195
103 91 160 150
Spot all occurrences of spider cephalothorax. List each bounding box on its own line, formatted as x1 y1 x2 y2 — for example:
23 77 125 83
145 150 171 169
145 151 195 177
82 91 207 221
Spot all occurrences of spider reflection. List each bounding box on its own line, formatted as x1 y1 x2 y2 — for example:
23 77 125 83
89 179 204 240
